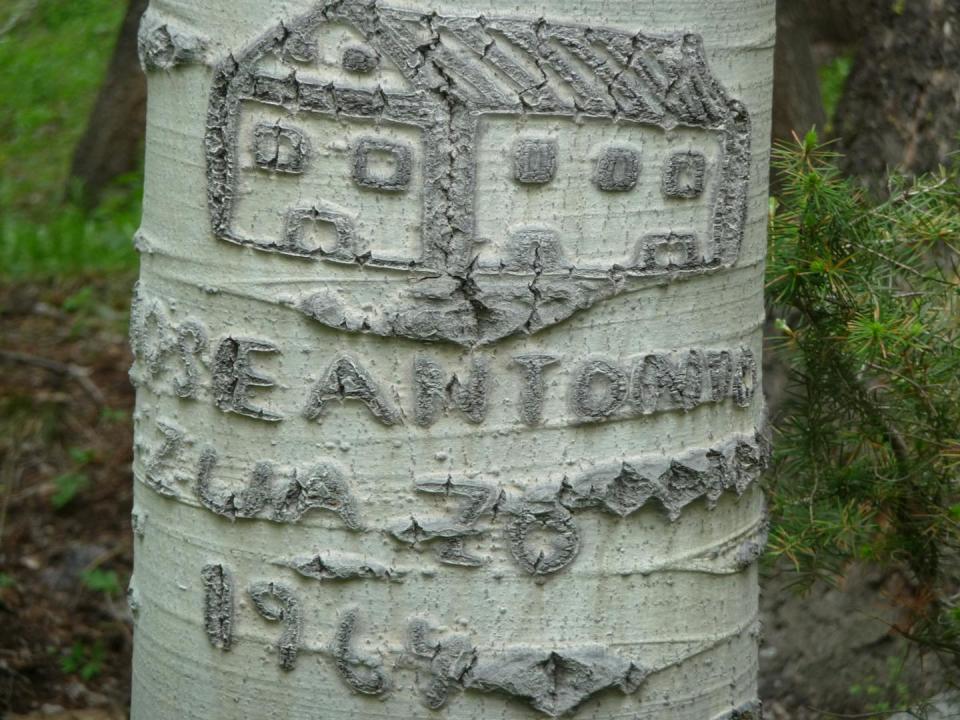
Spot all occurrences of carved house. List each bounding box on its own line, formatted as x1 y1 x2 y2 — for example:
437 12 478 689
206 1 750 344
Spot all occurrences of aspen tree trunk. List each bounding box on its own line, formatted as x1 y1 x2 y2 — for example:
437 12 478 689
129 1 774 718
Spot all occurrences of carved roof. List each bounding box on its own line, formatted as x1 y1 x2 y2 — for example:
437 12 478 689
260 2 741 131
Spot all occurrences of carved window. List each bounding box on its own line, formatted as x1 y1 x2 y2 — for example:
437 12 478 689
352 138 413 192
594 146 640 192
662 151 707 199
252 123 310 174
514 139 558 184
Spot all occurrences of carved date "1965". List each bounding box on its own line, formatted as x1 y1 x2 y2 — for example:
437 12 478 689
198 563 761 719
203 564 388 691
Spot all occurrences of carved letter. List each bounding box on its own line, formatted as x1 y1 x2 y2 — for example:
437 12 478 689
443 355 488 424
142 420 184 497
130 296 172 380
630 351 706 414
573 360 628 419
304 354 400 425
707 350 734 402
506 503 580 576
272 461 362 529
201 564 233 651
333 607 390 695
512 354 558 426
413 356 445 427
413 355 489 426
702 348 756 407
732 348 757 408
390 480 501 567
173 321 207 399
408 619 475 710
212 338 282 422
195 448 273 520
248 582 301 671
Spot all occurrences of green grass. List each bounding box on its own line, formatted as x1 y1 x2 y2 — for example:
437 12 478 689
60 640 105 680
0 0 126 212
0 0 139 279
80 568 121 596
0 178 140 279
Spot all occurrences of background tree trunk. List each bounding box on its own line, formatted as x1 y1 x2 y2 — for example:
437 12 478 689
67 0 148 207
835 0 960 189
128 1 774 718
772 0 826 144
803 0 870 46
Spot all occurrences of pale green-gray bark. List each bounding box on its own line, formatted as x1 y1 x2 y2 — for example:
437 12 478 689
129 1 774 717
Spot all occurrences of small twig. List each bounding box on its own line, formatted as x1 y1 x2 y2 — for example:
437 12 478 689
849 240 954 286
0 349 105 406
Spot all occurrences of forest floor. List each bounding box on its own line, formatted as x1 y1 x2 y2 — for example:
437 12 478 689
0 277 950 719
0 4 138 715
0 278 135 718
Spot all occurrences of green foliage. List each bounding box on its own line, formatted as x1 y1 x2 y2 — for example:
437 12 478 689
50 472 89 510
50 446 96 509
80 568 121 596
0 183 140 280
0 572 15 589
67 446 95 465
767 132 960 656
99 407 129 424
0 0 125 213
60 641 105 680
0 0 139 280
848 656 914 714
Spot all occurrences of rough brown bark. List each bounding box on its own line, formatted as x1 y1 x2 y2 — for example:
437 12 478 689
836 0 960 189
802 0 870 45
67 0 148 208
772 0 827 144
